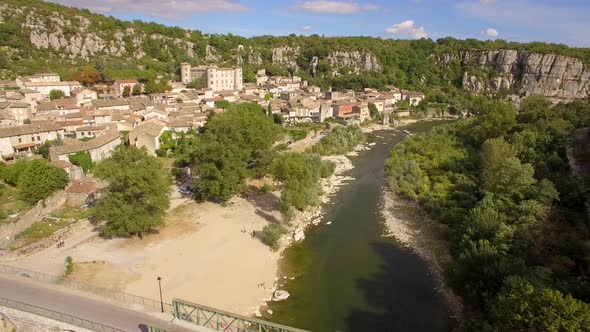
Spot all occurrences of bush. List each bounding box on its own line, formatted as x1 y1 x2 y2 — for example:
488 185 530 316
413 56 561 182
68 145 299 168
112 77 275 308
260 183 273 193
65 256 74 275
68 151 93 173
287 128 308 141
311 126 364 155
320 160 336 178
1 159 32 185
49 89 65 100
18 160 69 204
261 223 287 251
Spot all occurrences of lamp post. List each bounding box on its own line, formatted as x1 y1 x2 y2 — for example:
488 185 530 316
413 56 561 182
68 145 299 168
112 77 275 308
157 276 164 313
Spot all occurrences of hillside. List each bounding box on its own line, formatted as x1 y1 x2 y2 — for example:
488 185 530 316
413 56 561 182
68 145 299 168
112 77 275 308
2 0 590 99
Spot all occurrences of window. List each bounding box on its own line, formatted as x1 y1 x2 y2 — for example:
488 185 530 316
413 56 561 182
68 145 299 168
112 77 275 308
31 136 35 141
37 136 40 141
88 132 91 136
18 138 22 143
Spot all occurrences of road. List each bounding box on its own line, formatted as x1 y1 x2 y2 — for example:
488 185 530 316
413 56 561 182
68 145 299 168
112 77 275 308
0 274 210 332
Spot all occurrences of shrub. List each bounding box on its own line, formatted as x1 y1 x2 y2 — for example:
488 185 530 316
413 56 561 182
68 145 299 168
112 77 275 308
260 183 273 193
261 224 287 251
320 160 336 178
18 160 68 205
68 151 93 173
311 126 364 155
65 256 74 275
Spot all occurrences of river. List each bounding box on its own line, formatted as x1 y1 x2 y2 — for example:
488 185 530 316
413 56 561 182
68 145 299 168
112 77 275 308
267 121 452 332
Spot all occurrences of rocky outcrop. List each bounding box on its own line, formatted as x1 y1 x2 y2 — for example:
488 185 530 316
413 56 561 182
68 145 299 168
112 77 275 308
272 45 300 69
327 50 381 75
205 45 220 62
2 3 195 60
457 50 590 99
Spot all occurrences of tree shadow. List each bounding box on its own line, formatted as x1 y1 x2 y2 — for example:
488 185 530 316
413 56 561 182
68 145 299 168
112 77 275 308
245 185 280 213
345 242 451 332
255 209 281 224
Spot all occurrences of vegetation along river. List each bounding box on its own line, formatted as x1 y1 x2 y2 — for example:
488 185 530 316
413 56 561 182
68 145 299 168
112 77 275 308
268 121 452 332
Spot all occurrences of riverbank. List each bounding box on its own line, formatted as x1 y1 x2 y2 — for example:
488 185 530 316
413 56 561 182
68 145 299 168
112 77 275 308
4 126 380 319
380 123 465 322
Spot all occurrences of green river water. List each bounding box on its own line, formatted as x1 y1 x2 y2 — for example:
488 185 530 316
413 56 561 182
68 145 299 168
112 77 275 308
267 121 452 332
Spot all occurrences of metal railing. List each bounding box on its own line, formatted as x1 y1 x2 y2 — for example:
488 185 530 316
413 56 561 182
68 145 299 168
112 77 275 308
0 263 173 313
0 296 125 332
173 299 309 332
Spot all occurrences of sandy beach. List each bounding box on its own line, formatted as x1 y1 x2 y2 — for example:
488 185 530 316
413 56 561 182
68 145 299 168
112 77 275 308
4 123 390 317
5 151 359 317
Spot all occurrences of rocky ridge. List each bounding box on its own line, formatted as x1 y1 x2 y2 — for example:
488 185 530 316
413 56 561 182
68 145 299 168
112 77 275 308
446 50 590 99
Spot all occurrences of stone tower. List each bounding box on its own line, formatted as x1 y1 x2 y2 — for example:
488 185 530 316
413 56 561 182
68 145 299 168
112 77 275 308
234 67 243 90
180 62 192 84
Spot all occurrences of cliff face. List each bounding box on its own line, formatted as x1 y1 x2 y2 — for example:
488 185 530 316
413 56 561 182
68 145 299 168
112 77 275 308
455 50 590 99
3 0 590 100
1 2 195 60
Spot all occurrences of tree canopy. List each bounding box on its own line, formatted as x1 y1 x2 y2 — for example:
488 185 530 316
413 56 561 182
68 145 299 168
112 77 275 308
185 105 282 201
17 159 69 204
92 146 170 237
386 96 590 329
49 89 65 100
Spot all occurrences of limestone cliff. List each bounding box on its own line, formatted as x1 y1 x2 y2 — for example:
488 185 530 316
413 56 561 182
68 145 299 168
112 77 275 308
1 2 195 60
448 50 590 99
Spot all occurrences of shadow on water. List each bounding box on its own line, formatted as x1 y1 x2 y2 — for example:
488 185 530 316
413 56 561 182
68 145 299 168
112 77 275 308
346 242 450 332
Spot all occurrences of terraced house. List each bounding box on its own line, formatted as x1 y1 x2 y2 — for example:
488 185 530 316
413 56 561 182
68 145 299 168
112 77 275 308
0 123 65 160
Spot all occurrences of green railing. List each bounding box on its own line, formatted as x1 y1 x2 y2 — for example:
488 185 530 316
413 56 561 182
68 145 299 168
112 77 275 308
0 296 126 332
173 298 309 332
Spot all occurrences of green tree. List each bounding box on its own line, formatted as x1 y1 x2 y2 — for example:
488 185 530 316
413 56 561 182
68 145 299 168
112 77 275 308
490 276 590 331
272 113 284 125
186 78 206 89
189 108 280 201
1 159 32 185
68 151 93 173
480 137 515 190
214 100 230 109
92 146 170 238
144 81 172 94
131 83 141 96
18 160 69 204
49 89 65 100
368 102 379 118
122 85 131 97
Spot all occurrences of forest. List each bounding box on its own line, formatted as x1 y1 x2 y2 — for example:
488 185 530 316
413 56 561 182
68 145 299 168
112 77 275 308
386 96 590 330
3 0 590 94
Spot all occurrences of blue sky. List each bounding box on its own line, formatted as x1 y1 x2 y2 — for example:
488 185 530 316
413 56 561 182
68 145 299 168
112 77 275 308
49 0 590 46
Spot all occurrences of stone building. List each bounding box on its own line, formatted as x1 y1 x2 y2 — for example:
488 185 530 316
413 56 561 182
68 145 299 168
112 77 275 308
180 63 243 91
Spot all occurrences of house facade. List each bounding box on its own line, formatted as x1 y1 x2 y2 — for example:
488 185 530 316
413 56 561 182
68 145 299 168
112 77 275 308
49 131 121 163
0 123 65 160
180 63 243 91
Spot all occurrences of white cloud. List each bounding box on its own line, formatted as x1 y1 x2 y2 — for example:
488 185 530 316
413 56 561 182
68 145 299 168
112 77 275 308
293 1 378 14
456 0 590 45
385 20 427 39
480 28 499 38
47 0 248 20
303 25 313 30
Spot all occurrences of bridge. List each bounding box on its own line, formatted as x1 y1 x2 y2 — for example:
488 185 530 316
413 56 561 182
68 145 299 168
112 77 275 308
0 264 307 332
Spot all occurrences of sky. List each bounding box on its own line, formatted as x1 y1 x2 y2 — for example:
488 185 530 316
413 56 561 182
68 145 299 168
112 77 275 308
47 0 590 47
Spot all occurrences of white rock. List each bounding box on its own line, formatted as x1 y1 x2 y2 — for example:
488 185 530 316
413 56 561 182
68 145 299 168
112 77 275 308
273 290 290 301
293 228 305 242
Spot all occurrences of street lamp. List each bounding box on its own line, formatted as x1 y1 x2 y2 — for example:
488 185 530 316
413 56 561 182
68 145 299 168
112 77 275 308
157 276 164 313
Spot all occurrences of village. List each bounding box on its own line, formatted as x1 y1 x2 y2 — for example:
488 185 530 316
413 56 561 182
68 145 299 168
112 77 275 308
0 64 425 165
0 63 429 318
